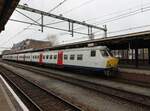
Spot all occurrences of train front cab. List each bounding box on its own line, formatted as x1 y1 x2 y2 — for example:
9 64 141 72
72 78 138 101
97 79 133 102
100 49 119 76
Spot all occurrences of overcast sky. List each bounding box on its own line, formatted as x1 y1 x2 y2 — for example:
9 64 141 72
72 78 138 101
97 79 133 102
0 0 150 52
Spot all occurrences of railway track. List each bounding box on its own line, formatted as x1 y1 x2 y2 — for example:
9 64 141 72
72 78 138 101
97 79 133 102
1 61 150 107
0 66 81 111
3 60 150 88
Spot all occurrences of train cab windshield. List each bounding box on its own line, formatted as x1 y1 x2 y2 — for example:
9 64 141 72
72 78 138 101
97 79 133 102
100 49 113 57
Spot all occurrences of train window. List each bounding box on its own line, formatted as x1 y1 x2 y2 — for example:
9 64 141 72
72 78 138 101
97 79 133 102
50 55 53 59
43 56 45 59
91 50 96 57
46 55 49 59
70 55 75 60
77 54 83 60
54 55 57 59
100 50 109 57
107 49 113 57
64 55 68 60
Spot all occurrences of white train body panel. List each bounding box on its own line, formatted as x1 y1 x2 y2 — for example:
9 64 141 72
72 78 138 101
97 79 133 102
2 46 119 72
24 53 32 62
18 53 25 61
62 48 106 68
31 52 40 63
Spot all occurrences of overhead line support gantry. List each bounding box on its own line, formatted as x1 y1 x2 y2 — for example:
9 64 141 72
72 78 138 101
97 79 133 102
16 4 107 38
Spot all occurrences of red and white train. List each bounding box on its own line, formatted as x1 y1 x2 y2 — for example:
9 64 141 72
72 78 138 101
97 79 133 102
2 46 119 76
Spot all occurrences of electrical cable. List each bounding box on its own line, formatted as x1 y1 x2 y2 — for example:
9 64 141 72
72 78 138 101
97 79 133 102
96 6 150 25
49 0 68 13
61 0 95 15
2 0 69 46
61 24 150 43
70 3 150 33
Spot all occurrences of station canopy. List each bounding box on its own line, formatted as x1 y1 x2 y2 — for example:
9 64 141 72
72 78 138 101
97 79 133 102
0 0 20 32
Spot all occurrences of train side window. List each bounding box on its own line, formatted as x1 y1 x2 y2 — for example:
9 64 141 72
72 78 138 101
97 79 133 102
50 55 53 59
46 55 49 59
43 56 45 59
100 50 109 57
91 50 96 57
70 55 75 60
54 55 57 59
64 55 68 60
77 54 83 60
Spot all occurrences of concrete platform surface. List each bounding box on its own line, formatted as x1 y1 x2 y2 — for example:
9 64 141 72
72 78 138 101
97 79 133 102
0 82 14 111
119 67 150 75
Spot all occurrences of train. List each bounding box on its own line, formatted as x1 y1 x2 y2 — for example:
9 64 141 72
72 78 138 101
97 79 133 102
2 46 119 76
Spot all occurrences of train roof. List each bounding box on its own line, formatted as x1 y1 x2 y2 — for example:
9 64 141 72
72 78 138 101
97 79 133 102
3 46 107 55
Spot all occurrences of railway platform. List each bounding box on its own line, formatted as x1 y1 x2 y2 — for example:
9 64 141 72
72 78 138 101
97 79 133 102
119 67 150 83
119 67 150 75
0 74 28 111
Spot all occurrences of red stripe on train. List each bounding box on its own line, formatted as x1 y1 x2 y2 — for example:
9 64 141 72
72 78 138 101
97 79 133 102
39 53 43 64
57 51 63 65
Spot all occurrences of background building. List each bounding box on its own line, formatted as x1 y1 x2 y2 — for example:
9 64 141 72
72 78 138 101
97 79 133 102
12 39 52 50
2 39 52 55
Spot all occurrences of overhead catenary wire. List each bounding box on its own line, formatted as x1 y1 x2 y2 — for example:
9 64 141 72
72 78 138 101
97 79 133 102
15 0 68 32
96 5 150 25
2 0 150 47
22 0 69 29
61 0 96 15
49 0 68 13
94 24 150 35
0 28 29 46
70 3 150 33
4 0 99 45
61 24 150 43
57 2 150 36
45 0 96 26
1 0 69 46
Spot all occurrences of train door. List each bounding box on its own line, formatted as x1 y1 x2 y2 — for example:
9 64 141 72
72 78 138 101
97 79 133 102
17 54 18 61
57 51 63 65
23 54 25 62
39 53 43 64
